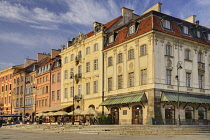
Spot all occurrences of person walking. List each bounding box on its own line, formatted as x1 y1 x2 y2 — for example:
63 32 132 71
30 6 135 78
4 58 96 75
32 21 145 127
0 117 3 127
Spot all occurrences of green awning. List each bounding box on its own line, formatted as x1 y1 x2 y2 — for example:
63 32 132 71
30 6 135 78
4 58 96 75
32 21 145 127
161 92 210 104
100 92 147 106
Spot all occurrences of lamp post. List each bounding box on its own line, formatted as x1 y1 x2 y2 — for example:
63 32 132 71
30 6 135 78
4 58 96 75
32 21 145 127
176 61 182 125
70 72 75 125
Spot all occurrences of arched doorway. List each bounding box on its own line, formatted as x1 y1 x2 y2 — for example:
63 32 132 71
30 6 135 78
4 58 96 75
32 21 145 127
165 104 175 124
185 106 194 120
198 107 206 120
111 107 119 124
132 105 143 124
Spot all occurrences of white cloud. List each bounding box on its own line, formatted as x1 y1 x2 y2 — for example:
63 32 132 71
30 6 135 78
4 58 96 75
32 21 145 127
30 25 58 30
0 32 65 48
195 0 210 5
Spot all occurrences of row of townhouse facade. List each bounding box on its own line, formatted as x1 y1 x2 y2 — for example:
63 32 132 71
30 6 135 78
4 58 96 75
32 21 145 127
1 3 210 125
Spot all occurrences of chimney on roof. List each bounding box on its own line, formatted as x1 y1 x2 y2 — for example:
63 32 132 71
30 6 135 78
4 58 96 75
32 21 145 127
121 7 134 23
196 20 199 25
51 49 61 59
24 59 36 68
142 2 162 15
184 15 196 23
37 53 50 62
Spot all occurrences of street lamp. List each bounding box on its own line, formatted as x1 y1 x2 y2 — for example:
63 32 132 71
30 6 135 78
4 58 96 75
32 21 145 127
176 61 182 125
70 72 75 125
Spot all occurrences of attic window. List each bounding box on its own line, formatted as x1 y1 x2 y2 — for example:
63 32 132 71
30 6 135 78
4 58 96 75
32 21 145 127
197 31 201 38
183 26 189 35
208 34 210 41
129 25 135 34
109 35 114 43
163 20 171 29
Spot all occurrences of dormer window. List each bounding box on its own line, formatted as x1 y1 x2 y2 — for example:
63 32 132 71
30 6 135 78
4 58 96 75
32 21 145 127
163 20 171 29
109 35 114 43
183 26 189 35
208 34 210 41
197 31 201 38
129 25 135 34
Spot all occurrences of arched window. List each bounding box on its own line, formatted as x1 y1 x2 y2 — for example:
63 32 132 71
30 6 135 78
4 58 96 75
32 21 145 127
76 106 80 109
198 107 206 119
89 105 95 109
117 53 123 63
185 106 194 119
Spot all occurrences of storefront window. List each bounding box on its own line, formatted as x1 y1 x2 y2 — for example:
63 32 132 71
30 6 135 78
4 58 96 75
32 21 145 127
111 107 119 124
132 105 143 124
165 104 175 124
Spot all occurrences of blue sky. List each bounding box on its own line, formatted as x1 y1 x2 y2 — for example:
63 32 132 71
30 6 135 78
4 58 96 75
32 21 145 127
0 0 210 71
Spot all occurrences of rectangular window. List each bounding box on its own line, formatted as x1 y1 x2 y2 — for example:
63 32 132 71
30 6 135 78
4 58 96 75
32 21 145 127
86 62 90 72
128 49 134 60
46 75 48 81
94 43 98 51
45 99 47 106
46 86 48 93
78 85 82 96
185 49 190 60
140 45 147 56
109 35 114 43
141 69 147 85
52 91 55 100
198 52 202 62
128 72 134 87
108 77 112 91
78 65 82 74
93 80 98 93
86 83 90 95
86 47 90 54
183 26 189 34
94 59 98 70
166 45 171 56
163 20 170 29
65 70 68 79
70 87 74 97
71 54 74 61
198 75 203 89
52 74 55 83
64 88 68 98
129 25 135 34
57 90 60 100
57 73 61 81
118 75 123 89
166 69 172 85
186 73 191 87
108 57 113 66
118 53 123 63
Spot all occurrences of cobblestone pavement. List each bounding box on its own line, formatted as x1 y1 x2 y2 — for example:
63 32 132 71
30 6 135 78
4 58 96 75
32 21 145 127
1 127 210 140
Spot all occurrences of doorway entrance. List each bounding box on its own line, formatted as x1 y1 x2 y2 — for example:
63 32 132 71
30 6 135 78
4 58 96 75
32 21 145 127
165 105 175 124
111 107 119 124
132 105 143 124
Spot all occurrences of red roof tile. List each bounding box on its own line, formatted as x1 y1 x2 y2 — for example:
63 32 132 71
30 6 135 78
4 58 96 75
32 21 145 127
104 16 152 50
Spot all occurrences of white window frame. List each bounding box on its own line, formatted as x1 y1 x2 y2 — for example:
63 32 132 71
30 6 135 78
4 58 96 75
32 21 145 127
128 72 134 87
109 35 114 43
86 47 90 55
140 44 147 56
128 49 134 60
197 30 201 38
94 43 98 51
183 26 189 35
86 62 90 72
166 69 172 85
64 88 68 98
129 25 135 34
186 72 191 87
94 59 98 70
163 20 171 29
93 80 98 93
86 83 90 95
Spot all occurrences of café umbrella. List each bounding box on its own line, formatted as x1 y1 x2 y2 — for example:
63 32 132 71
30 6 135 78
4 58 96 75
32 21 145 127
80 108 102 115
